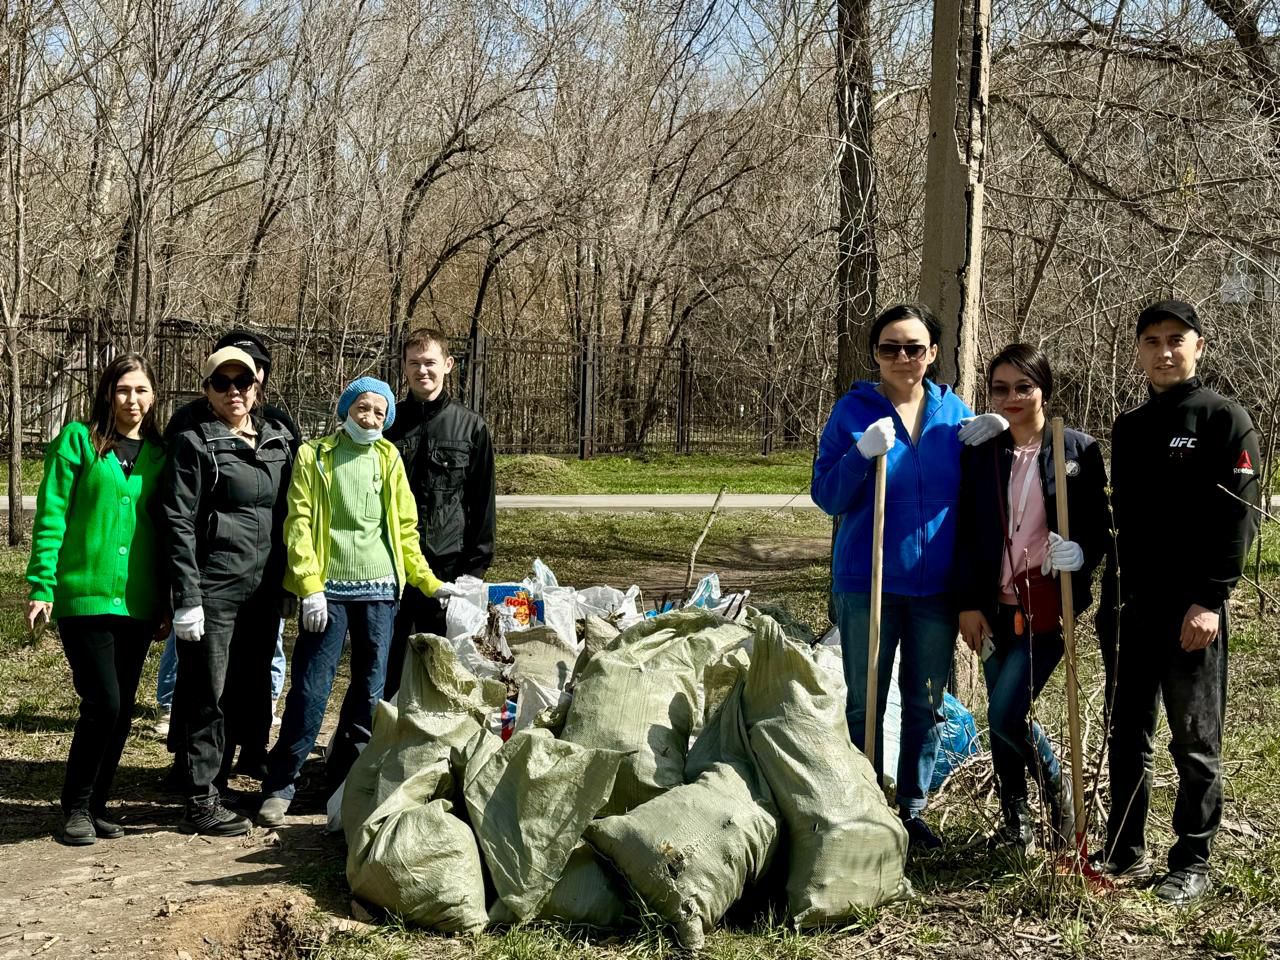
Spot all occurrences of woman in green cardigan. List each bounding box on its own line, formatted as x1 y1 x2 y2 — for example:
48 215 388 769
26 353 168 846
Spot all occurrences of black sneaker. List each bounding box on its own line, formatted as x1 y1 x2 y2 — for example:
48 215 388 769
1088 849 1154 881
180 798 250 837
1155 868 1210 905
59 809 97 846
90 813 125 839
903 815 943 850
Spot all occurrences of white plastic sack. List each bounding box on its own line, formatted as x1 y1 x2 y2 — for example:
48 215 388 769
445 596 488 644
575 585 643 627
541 585 580 651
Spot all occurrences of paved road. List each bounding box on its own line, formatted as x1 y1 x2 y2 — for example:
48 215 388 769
0 493 818 513
3 492 1278 513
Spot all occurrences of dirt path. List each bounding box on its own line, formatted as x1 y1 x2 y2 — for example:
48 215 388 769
0 787 343 960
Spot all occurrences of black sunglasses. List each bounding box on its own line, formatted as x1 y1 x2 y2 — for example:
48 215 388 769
875 342 928 361
207 371 256 393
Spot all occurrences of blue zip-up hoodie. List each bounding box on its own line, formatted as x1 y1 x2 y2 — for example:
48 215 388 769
811 379 972 596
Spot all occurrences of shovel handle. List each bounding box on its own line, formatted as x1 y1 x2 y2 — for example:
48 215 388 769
1052 417 1088 848
865 454 887 770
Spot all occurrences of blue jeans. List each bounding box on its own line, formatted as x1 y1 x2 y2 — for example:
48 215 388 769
263 599 396 802
835 591 956 816
983 604 1064 805
157 622 286 708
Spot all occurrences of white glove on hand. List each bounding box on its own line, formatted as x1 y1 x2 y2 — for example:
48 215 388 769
174 605 205 642
855 417 896 460
302 592 328 634
958 413 1010 446
1040 532 1085 575
433 581 467 599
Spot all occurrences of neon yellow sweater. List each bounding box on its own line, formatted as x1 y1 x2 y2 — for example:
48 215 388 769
283 433 442 599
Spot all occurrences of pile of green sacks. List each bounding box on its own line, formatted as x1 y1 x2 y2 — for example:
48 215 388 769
342 609 910 947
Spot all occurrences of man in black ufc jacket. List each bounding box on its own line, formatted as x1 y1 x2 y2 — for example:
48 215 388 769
382 328 496 699
1098 299 1260 904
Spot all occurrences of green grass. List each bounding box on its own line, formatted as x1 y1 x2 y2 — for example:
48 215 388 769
0 457 45 496
496 452 812 496
5 451 812 497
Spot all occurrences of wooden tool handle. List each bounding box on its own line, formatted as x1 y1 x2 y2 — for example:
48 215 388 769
1052 417 1088 847
865 454 887 770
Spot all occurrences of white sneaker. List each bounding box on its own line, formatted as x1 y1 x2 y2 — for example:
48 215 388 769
153 707 171 738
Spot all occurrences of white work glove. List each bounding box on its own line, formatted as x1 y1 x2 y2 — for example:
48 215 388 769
174 605 205 642
301 592 328 634
855 417 896 460
958 413 1010 446
433 581 467 599
1041 532 1085 575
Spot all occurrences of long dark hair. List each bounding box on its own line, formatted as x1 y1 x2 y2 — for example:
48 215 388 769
88 354 163 457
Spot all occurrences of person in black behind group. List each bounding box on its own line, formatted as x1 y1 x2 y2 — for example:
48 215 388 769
383 328 495 699
1096 299 1260 904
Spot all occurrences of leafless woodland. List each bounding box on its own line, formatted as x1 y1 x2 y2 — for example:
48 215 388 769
1 0 1278 460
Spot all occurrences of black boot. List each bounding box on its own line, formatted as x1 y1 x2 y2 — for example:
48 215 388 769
1043 768 1074 851
992 799 1034 850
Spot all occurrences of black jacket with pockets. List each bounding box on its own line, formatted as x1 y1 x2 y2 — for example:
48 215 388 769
954 426 1112 627
1108 377 1260 611
385 392 496 581
162 415 294 608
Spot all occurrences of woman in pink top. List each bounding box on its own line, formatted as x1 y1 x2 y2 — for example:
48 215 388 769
953 344 1111 851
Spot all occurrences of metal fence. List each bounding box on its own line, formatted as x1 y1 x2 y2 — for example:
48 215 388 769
7 317 831 457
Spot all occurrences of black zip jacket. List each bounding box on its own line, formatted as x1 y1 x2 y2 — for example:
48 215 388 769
165 398 301 452
162 415 294 608
384 392 496 581
1109 377 1260 610
954 426 1111 625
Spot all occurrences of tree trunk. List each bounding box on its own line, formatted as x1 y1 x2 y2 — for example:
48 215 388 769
834 0 877 397
918 0 990 407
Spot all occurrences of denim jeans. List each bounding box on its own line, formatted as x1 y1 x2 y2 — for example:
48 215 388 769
158 622 285 708
263 599 397 802
983 604 1064 806
835 591 957 816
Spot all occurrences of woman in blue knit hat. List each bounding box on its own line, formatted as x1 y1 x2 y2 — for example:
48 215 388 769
256 377 444 828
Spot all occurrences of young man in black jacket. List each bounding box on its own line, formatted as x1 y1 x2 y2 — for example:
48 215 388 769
1099 299 1261 903
383 328 496 698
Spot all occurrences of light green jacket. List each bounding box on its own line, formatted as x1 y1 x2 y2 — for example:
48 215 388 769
283 433 442 599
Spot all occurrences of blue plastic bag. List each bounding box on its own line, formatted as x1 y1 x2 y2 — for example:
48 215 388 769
930 692 980 790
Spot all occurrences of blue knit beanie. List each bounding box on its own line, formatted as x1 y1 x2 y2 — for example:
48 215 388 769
338 377 397 429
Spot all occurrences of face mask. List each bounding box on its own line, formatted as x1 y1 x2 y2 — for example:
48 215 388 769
343 415 381 445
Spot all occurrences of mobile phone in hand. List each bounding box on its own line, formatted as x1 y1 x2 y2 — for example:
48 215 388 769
980 634 995 662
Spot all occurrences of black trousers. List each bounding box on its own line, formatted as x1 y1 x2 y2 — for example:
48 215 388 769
58 615 154 813
174 592 277 800
383 585 447 701
1102 596 1228 872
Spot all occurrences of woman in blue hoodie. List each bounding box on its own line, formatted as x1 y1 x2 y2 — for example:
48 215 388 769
812 302 1006 848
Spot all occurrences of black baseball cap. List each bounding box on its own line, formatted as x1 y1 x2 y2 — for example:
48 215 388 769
215 329 271 380
1136 299 1202 338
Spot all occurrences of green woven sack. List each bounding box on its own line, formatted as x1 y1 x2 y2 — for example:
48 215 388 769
742 616 910 926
